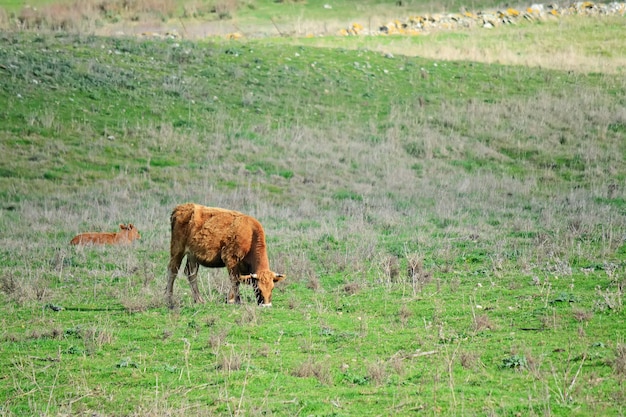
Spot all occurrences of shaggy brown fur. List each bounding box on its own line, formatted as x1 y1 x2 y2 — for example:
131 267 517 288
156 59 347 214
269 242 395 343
70 224 140 245
166 203 285 306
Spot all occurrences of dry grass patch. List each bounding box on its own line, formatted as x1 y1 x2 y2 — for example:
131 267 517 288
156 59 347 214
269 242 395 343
472 313 496 332
293 356 332 385
343 282 361 295
380 255 400 282
0 273 50 305
406 254 433 292
13 0 179 31
296 16 626 74
217 346 245 372
612 343 626 379
236 305 261 325
306 275 321 292
459 351 482 370
367 360 388 386
572 308 593 323
208 329 229 353
398 304 412 326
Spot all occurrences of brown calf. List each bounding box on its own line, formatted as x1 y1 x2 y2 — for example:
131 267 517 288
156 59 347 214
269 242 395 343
70 224 141 245
166 203 285 306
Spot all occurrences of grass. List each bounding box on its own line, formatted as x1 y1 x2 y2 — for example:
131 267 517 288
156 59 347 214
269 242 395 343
1 1 626 415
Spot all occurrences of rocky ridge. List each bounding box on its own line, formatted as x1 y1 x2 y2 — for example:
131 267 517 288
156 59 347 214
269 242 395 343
339 1 625 36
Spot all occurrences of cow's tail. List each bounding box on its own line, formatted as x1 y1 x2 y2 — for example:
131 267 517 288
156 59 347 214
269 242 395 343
169 204 191 259
170 203 194 235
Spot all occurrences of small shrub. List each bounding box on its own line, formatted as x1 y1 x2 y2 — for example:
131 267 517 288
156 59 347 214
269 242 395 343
501 354 528 370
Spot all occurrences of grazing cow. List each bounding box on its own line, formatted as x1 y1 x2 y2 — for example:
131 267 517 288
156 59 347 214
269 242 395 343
166 203 285 307
70 224 141 245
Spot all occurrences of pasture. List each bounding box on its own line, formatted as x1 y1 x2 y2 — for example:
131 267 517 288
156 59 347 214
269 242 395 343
0 0 625 415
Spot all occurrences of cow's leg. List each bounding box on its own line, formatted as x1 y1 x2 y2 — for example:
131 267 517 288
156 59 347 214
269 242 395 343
185 255 204 303
227 268 241 304
166 252 184 306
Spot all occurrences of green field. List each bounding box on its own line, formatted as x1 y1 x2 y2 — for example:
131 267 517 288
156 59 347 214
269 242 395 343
1 0 626 416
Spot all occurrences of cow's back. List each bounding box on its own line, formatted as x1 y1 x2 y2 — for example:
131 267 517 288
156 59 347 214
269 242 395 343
170 204 247 255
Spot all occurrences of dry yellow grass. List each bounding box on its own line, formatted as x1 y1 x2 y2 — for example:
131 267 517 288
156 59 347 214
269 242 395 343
389 16 626 74
287 15 626 74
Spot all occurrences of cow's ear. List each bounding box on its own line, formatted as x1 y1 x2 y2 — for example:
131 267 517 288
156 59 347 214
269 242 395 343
120 224 126 230
273 273 285 282
239 273 257 282
128 223 134 229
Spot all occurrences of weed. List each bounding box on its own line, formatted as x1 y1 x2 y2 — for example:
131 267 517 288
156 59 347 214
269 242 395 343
501 354 528 370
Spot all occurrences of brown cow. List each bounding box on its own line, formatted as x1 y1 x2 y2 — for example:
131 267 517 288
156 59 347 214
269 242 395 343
70 224 141 245
166 203 285 307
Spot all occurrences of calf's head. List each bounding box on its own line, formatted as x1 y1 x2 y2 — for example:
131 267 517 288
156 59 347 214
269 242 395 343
120 224 141 242
241 271 285 307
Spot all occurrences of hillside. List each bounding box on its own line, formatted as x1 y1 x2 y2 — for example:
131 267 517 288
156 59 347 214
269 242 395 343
1 4 626 416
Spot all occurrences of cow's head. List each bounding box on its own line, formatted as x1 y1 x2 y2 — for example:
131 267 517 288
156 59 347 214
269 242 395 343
240 271 285 307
